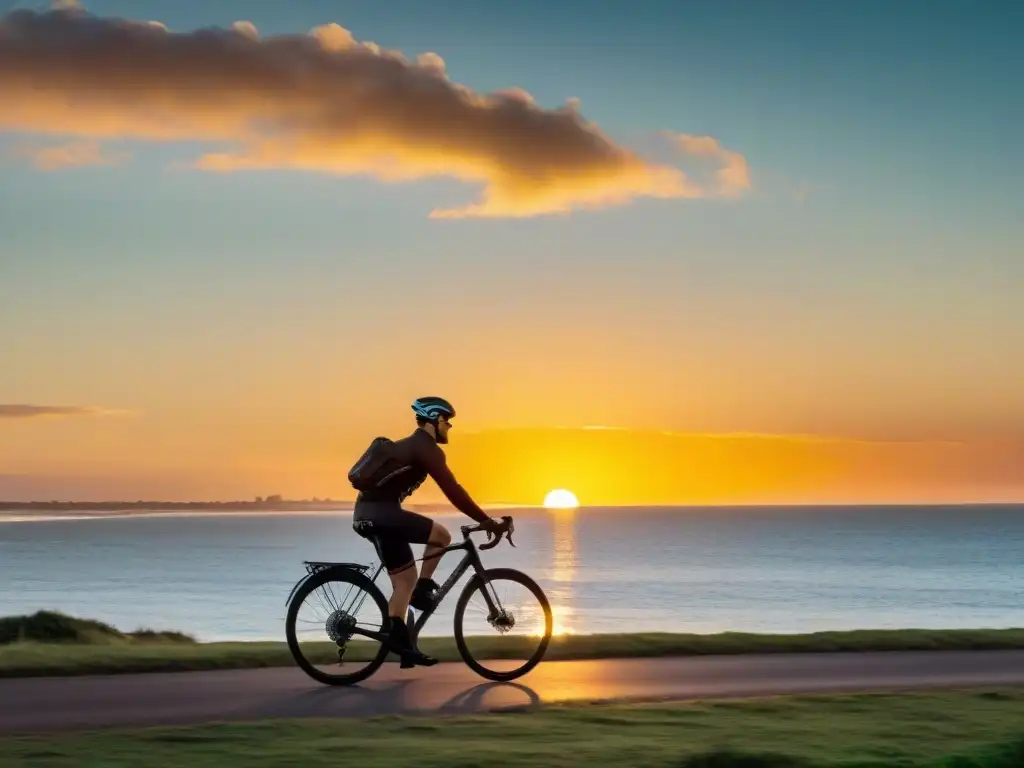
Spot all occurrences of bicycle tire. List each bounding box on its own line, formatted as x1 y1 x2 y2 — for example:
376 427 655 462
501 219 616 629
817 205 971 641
453 567 553 682
285 566 390 686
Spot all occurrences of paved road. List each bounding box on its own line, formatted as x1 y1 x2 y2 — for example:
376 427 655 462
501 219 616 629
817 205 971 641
3 650 1024 734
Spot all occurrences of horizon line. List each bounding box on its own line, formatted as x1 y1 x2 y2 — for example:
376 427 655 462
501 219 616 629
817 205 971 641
2 499 1022 509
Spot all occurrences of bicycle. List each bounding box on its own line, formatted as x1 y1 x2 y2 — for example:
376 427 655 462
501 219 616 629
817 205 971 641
284 515 553 686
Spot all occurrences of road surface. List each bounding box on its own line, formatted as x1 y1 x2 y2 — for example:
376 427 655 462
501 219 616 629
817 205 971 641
3 650 1024 734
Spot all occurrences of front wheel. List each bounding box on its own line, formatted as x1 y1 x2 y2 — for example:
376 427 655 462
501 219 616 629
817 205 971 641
453 567 553 682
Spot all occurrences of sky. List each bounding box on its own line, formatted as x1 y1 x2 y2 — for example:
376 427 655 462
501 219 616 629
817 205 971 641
1 0 1022 505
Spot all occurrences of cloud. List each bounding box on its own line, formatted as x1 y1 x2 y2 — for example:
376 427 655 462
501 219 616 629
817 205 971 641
789 179 835 207
0 4 748 218
664 132 752 197
8 138 129 170
0 404 125 419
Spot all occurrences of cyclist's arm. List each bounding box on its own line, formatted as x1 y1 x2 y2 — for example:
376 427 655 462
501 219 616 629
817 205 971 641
418 440 491 525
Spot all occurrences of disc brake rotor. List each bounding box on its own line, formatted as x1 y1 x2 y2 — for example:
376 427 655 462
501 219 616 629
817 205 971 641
488 610 516 633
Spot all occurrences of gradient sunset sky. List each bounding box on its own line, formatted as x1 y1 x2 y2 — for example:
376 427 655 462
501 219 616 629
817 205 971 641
1 0 1021 505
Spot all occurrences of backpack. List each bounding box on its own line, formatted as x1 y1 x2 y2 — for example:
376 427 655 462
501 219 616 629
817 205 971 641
347 436 395 491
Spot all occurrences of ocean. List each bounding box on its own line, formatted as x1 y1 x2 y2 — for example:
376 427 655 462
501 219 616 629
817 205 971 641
1 504 1022 641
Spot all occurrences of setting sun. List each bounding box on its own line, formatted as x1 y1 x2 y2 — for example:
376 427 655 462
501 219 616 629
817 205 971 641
543 489 579 509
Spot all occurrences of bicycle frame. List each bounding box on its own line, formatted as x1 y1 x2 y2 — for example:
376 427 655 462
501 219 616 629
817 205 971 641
346 524 501 645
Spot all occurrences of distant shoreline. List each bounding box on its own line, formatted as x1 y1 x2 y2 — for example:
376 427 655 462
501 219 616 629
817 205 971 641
0 501 535 517
0 500 351 514
0 500 538 520
2 500 1022 513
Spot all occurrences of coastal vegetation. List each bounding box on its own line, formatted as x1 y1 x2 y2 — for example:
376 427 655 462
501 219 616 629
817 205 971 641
3 611 1024 678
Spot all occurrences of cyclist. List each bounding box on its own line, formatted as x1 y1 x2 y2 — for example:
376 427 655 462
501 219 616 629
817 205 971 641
348 396 506 667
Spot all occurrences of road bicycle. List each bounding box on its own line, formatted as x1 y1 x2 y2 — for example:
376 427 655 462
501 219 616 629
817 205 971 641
285 516 553 685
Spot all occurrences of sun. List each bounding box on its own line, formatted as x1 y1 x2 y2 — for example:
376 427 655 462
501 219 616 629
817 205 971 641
543 489 579 509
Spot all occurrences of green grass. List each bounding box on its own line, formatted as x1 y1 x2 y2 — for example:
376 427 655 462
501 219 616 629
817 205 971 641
3 612 1024 678
0 611 194 646
3 689 1024 766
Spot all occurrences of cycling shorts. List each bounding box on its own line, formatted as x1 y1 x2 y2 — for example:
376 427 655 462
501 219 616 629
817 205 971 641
352 501 434 573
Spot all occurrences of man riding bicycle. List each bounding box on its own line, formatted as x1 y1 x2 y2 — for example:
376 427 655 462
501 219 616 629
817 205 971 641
348 396 508 667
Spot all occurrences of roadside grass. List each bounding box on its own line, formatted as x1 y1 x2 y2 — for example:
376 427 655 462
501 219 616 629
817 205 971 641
4 612 1024 678
3 688 1024 767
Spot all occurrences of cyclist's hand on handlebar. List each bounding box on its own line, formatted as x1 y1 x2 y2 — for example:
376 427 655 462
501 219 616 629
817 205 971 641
481 517 506 542
479 515 515 549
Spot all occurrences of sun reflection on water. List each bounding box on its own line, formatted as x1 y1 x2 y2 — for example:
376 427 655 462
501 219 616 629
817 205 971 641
549 509 577 636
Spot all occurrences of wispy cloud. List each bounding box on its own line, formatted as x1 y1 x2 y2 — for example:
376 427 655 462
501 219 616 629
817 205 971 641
463 425 966 446
0 404 126 419
662 132 752 197
8 138 129 170
0 4 750 218
790 180 835 207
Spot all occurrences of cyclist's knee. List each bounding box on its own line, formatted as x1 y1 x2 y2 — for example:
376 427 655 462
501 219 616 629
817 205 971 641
429 522 451 547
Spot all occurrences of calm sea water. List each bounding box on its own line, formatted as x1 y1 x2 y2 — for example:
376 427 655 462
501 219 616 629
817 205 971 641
1 505 1022 641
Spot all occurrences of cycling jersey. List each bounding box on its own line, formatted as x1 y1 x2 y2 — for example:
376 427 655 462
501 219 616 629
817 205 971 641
354 428 489 524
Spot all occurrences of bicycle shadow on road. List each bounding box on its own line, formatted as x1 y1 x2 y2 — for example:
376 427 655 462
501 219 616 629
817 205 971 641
436 682 542 714
239 677 542 721
241 678 417 720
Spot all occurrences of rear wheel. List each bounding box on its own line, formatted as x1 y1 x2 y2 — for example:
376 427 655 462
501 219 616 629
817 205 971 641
285 567 390 685
453 567 552 682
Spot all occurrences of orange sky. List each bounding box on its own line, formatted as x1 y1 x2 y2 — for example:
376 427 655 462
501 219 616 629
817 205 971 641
1 408 1021 504
1 5 1022 505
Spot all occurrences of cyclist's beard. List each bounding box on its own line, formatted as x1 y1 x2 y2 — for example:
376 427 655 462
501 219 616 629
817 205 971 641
436 427 449 445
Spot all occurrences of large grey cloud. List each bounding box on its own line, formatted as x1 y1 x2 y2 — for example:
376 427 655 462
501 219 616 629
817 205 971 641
0 4 749 218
